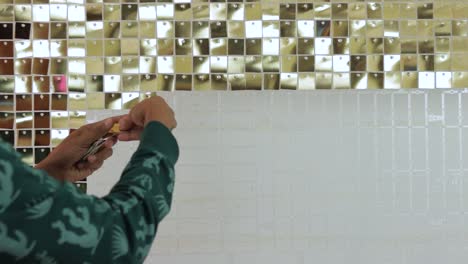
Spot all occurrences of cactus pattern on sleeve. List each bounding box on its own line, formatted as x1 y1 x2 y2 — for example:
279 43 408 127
0 222 36 260
0 160 20 213
0 121 178 263
111 225 129 260
26 197 54 219
51 207 105 254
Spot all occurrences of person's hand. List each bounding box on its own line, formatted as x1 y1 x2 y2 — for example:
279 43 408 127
118 96 177 141
35 116 122 182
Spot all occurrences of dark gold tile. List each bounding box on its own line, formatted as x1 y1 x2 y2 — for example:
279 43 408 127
32 76 49 93
402 55 418 71
227 21 244 38
69 93 87 110
400 3 417 19
245 56 262 73
316 20 330 37
297 3 314 20
228 39 244 55
50 22 67 38
367 72 384 89
16 112 32 129
263 74 279 90
35 148 50 164
35 130 50 146
156 75 174 91
401 38 418 54
245 3 261 20
210 38 227 56
34 112 49 129
333 38 349 54
435 54 451 71
175 3 191 20
332 21 348 37
315 73 332 89
51 94 67 111
0 130 14 145
349 3 366 19
175 74 192 91
0 113 14 129
33 23 48 39
0 59 13 75
193 74 210 91
122 21 139 38
245 73 262 90
228 74 245 90
0 94 13 112
384 38 401 54
280 21 296 38
402 72 418 88
262 56 279 73
298 56 314 72
332 3 347 20
453 3 468 19
86 93 104 109
297 38 312 55
368 2 382 19
87 40 104 56
0 77 14 93
210 21 227 38
32 58 49 75
69 111 86 129
367 38 383 54
122 57 139 74
351 56 366 71
350 37 366 54
418 21 434 37
15 23 31 39
0 41 14 57
16 94 32 111
104 22 120 38
282 56 297 73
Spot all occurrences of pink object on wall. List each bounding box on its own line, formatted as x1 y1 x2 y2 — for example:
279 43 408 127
53 75 67 92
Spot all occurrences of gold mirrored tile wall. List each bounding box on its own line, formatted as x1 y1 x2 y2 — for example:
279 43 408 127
1 0 468 170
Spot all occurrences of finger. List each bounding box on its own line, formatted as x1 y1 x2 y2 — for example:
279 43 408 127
88 147 113 164
117 128 143 141
79 159 104 173
109 115 126 124
76 118 115 145
104 137 117 148
119 115 134 131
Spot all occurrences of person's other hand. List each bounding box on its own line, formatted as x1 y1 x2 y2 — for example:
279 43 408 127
35 116 122 182
118 96 177 141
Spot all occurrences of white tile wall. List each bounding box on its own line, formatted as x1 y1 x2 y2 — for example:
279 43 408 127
88 90 468 264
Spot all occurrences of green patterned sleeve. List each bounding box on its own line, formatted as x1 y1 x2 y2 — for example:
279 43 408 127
0 121 179 264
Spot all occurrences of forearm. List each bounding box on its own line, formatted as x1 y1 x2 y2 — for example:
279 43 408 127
0 121 178 263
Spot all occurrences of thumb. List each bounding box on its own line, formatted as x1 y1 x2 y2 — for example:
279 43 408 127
77 118 114 144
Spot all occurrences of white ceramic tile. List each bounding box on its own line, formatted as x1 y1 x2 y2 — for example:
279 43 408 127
88 91 468 264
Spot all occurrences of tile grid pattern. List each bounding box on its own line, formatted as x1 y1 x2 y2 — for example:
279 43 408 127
88 91 468 263
0 0 468 190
